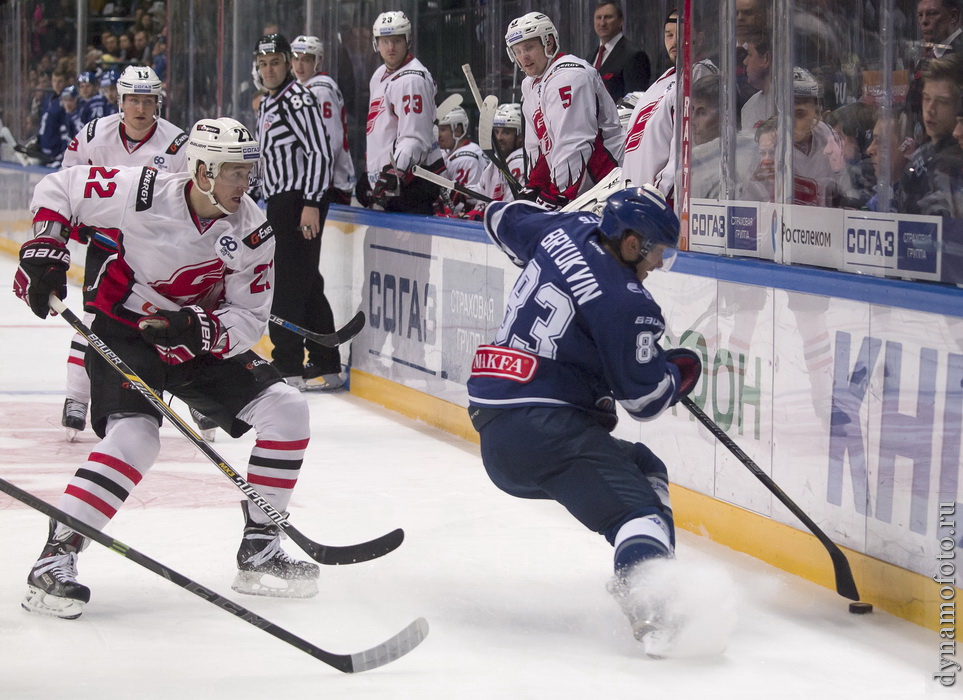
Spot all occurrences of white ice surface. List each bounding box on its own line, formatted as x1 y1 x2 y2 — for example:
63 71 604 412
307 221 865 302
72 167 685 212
0 255 943 698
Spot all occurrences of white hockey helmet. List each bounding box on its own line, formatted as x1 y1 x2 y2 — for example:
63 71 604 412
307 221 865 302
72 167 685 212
493 103 523 131
505 12 559 64
117 65 164 114
372 11 412 51
291 34 324 59
187 117 261 215
438 105 470 136
793 67 823 98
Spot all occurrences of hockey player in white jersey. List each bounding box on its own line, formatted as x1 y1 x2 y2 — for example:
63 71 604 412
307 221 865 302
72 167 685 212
290 34 356 204
476 103 527 205
358 10 446 214
621 10 679 199
60 65 190 441
504 11 622 209
14 118 320 619
436 105 488 211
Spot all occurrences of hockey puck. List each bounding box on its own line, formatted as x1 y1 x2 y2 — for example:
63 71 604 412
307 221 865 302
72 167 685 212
849 602 873 614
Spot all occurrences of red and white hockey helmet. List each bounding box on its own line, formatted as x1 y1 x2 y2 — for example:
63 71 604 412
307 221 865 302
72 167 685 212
493 103 523 131
372 11 412 51
438 105 470 136
505 12 559 64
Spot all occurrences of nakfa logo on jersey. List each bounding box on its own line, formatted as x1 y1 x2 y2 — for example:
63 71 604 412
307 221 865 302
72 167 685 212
366 98 386 135
471 345 538 383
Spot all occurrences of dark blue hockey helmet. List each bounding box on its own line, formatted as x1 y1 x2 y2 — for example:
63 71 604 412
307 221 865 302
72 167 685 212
599 185 680 269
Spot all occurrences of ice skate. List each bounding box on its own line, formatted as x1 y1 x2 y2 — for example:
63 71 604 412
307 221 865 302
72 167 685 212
189 406 217 442
61 398 88 442
607 576 682 658
303 362 345 392
232 503 319 598
22 521 90 620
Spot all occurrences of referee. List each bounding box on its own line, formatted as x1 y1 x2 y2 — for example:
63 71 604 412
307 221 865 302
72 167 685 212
253 33 343 389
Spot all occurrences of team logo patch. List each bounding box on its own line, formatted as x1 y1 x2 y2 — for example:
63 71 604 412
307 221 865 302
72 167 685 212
216 233 241 264
196 123 220 134
471 345 538 383
366 97 386 135
243 222 274 248
135 167 157 211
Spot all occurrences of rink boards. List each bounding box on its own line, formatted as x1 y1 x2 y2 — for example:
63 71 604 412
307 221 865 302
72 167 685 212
1 160 961 633
319 205 963 633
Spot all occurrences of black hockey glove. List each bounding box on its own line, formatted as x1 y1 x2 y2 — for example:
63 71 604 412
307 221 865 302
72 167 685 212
372 164 405 203
328 187 352 206
665 348 702 404
138 305 221 365
14 237 70 319
515 186 541 202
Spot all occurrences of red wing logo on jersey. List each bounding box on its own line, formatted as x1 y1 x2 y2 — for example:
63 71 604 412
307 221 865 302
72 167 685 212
625 98 663 153
149 259 225 305
471 345 538 383
366 98 386 135
532 108 552 153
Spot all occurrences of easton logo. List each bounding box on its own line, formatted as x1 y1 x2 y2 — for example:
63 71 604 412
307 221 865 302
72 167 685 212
366 97 386 135
470 345 538 383
135 167 157 211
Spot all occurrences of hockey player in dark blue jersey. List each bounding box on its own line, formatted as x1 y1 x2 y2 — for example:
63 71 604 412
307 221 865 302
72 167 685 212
467 185 703 655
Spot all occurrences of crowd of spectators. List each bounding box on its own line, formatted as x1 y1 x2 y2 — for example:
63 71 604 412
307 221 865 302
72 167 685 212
20 0 168 164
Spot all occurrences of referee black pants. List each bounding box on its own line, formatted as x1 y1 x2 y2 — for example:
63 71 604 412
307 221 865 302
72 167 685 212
265 190 341 377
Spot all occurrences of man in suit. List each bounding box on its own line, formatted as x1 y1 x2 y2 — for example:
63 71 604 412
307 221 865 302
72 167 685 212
588 2 651 102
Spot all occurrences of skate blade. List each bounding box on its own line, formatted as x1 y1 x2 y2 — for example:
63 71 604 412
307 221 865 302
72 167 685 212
22 585 85 620
65 428 80 442
198 428 216 442
231 571 319 599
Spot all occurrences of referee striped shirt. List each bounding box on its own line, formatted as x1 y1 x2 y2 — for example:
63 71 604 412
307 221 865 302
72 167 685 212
256 76 332 205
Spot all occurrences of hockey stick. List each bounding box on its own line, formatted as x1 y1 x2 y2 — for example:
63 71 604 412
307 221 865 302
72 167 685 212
680 396 860 601
0 476 428 673
269 310 365 347
413 165 492 204
436 93 463 121
47 296 404 566
461 64 523 197
560 166 626 215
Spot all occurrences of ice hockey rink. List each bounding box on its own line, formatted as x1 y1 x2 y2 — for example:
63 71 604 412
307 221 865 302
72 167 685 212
0 254 943 699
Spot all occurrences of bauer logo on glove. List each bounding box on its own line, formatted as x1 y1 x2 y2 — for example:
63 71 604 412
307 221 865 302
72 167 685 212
138 305 221 365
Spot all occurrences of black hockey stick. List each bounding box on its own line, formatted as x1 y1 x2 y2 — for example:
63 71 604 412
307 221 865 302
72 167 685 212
0 476 428 673
47 296 403 566
413 165 492 204
680 396 860 601
269 310 366 348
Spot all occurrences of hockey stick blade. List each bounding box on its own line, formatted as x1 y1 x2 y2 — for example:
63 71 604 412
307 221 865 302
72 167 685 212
413 165 492 203
436 93 463 121
270 310 366 348
461 66 523 197
0 476 427 672
47 296 402 566
681 396 860 601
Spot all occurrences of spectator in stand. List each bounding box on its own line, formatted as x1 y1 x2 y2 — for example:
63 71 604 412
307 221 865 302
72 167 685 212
735 0 771 117
117 33 133 63
865 108 916 212
133 30 153 65
909 1 963 138
740 32 773 133
587 2 651 102
825 102 877 208
152 37 168 81
101 32 120 57
61 85 83 141
901 57 963 214
76 70 99 115
790 67 849 207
